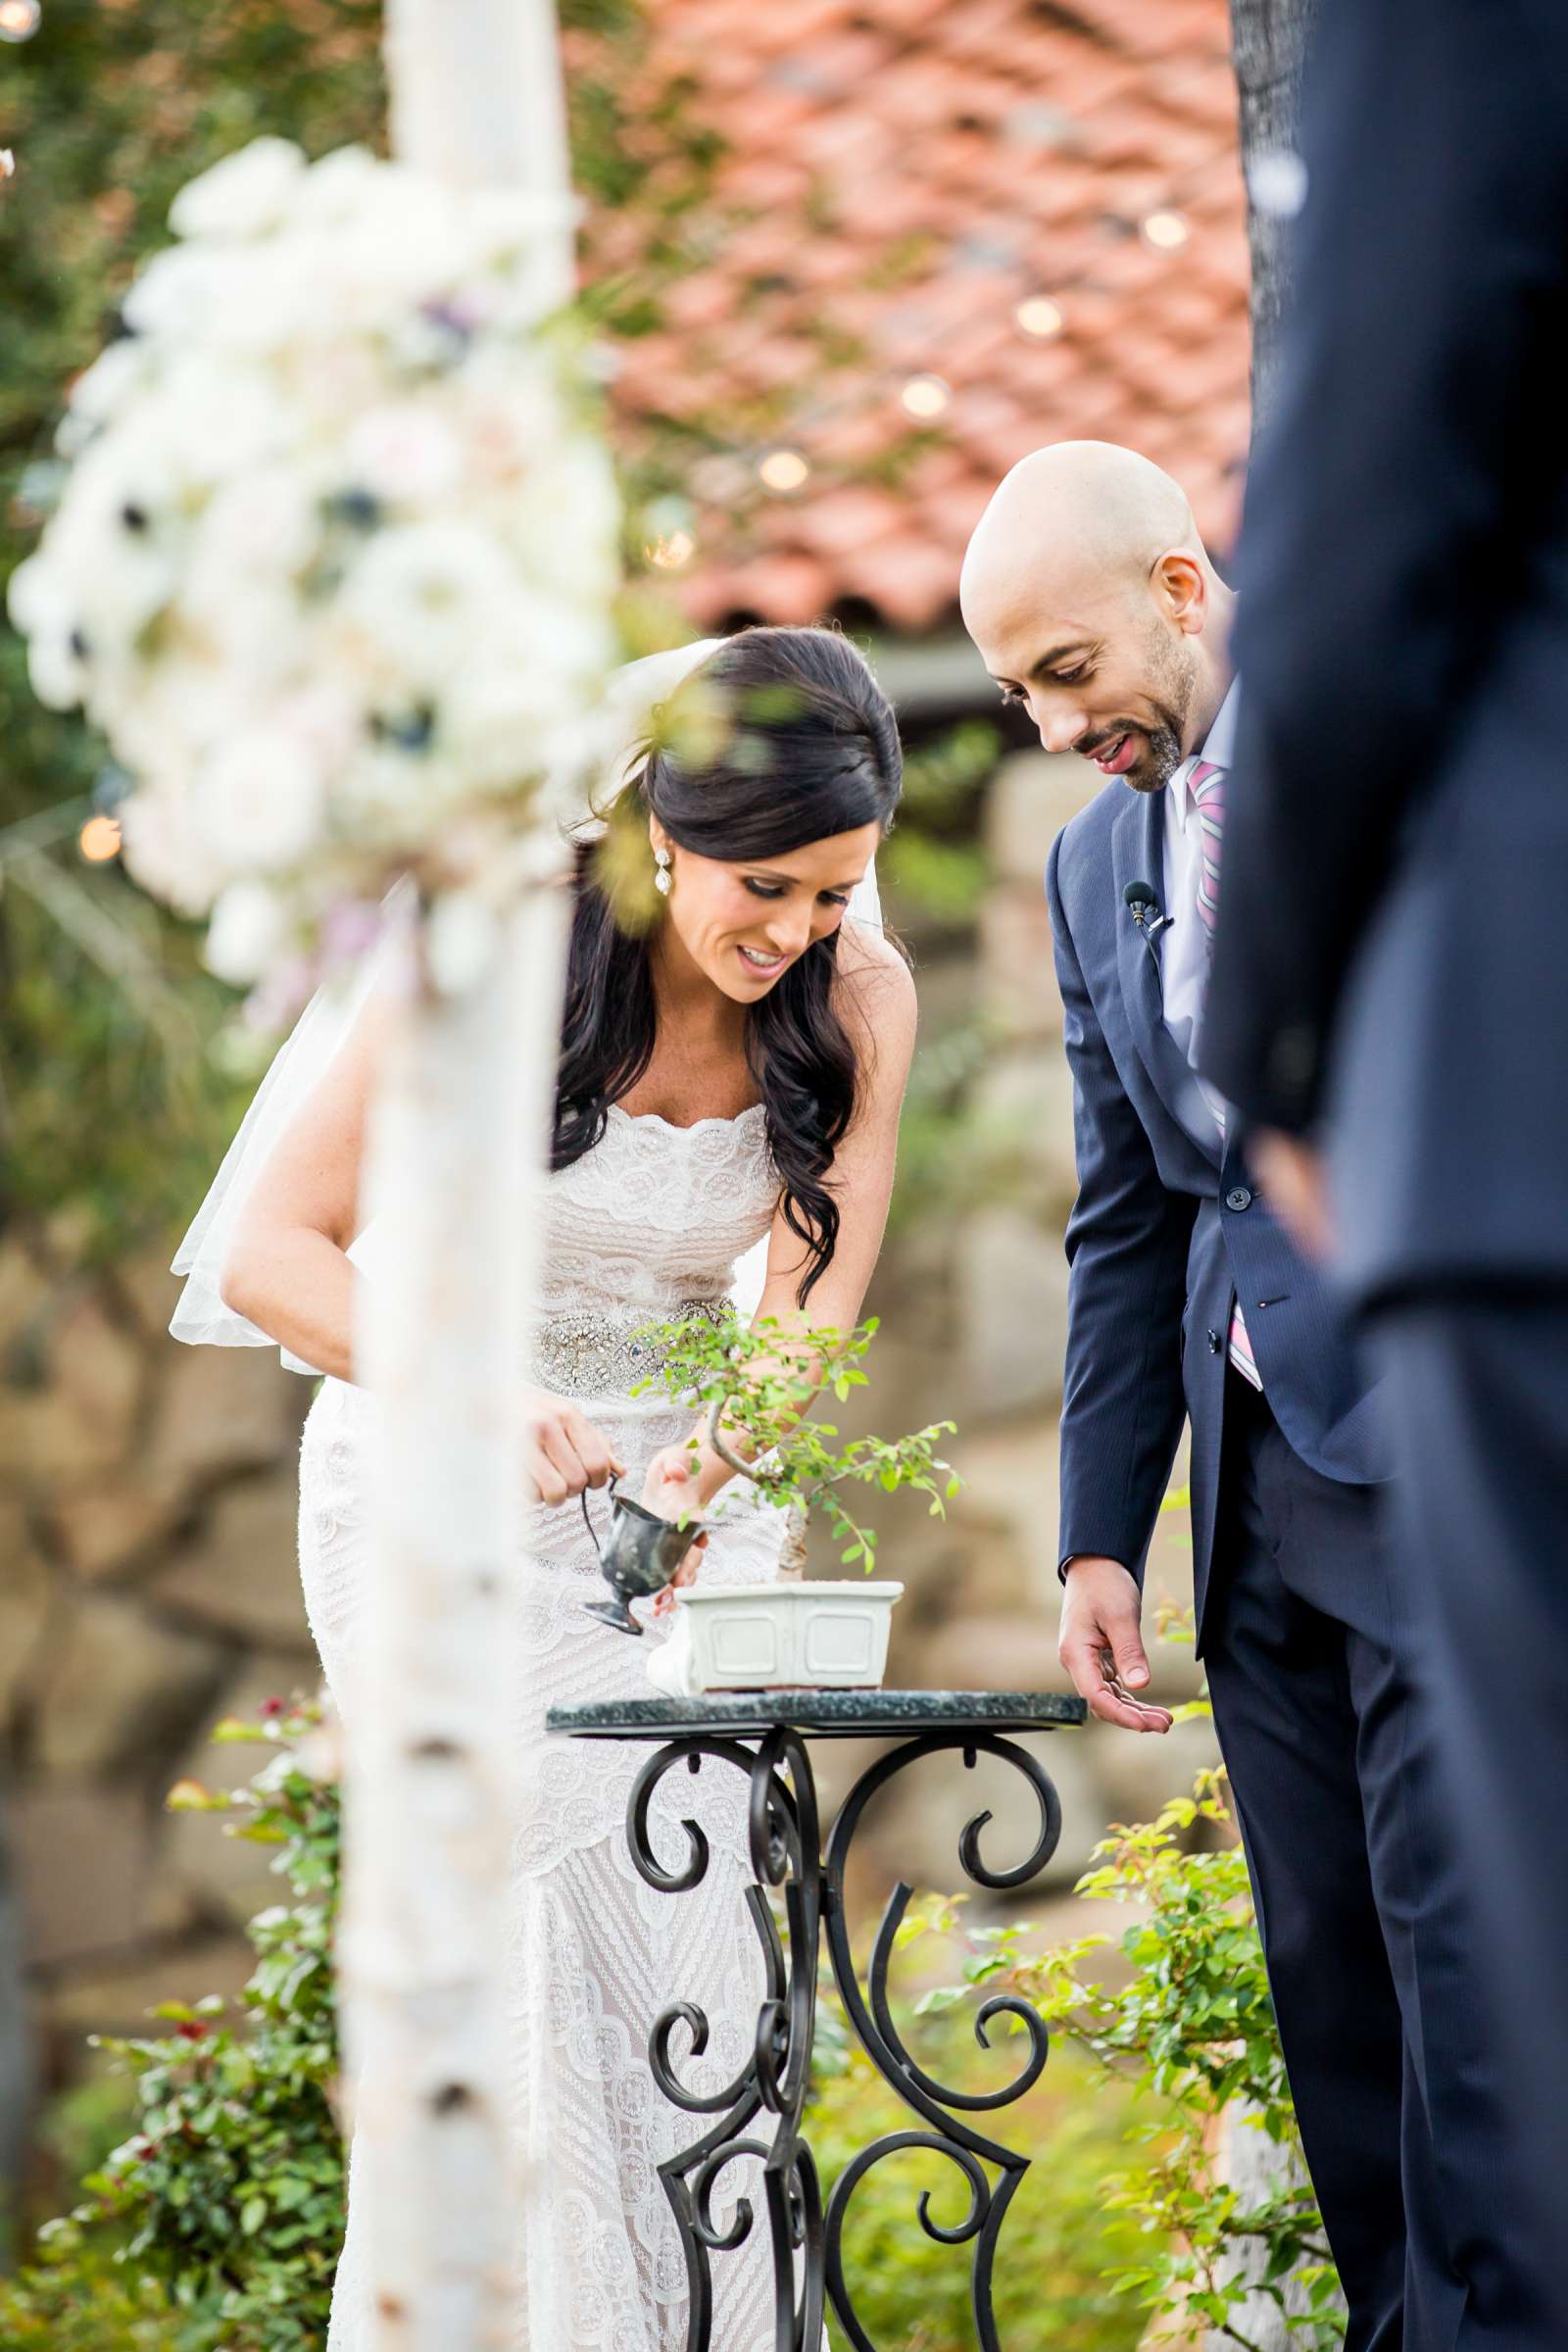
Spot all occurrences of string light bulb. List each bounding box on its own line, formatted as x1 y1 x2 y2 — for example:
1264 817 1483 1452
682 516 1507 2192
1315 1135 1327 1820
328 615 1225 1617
1014 295 1063 341
900 373 952 420
0 150 16 182
759 448 809 494
645 529 696 572
1142 209 1191 251
0 0 42 41
78 814 122 863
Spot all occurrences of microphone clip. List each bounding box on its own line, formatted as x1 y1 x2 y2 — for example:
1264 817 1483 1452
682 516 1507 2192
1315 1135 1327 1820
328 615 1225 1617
1123 878 1174 958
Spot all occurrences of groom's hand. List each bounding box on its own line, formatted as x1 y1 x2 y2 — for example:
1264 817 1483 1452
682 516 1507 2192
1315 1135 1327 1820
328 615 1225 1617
1058 1557 1173 1735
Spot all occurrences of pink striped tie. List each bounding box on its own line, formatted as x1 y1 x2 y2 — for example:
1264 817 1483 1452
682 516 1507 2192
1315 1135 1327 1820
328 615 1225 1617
1189 760 1262 1391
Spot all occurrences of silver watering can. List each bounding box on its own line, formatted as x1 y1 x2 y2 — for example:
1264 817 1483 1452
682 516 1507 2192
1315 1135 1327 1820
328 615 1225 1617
579 1476 705 1636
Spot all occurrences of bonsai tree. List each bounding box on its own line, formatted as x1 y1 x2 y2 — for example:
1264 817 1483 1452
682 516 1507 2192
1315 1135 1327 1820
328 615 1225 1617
637 1310 960 1571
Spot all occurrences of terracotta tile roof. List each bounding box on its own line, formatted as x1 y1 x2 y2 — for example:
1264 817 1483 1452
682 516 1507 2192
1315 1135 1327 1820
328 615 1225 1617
593 0 1250 633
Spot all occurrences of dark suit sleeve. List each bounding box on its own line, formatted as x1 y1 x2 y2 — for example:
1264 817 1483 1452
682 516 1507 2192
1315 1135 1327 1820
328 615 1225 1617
1048 833 1195 1585
1200 0 1568 1130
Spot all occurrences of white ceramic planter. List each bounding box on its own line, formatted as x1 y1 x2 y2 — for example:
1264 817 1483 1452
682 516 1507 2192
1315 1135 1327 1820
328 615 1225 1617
646 1581 904 1696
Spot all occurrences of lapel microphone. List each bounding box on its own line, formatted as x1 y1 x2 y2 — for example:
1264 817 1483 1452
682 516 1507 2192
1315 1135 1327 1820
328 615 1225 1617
1124 879 1175 949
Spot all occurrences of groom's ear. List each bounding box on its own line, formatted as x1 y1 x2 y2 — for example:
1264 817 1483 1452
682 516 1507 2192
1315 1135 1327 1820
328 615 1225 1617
1152 549 1207 634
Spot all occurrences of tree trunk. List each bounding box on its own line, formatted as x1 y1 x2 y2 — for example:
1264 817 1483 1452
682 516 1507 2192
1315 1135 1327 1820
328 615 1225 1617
342 891 569 2349
335 9 579 2345
384 0 571 202
1228 0 1318 436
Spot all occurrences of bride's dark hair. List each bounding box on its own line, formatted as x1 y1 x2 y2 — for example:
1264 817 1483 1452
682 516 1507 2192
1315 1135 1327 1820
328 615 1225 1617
555 626 903 1303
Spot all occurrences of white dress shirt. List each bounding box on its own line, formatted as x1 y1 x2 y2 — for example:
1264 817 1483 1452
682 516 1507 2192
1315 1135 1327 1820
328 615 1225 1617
1159 676 1240 1139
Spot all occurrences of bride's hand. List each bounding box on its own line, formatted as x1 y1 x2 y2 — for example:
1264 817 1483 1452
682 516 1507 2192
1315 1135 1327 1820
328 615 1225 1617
642 1446 708 1614
522 1387 624 1506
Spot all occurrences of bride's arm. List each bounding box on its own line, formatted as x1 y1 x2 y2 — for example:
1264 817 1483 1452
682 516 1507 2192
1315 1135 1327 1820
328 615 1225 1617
650 924 918 1518
222 992 624 1501
219 990 398 1383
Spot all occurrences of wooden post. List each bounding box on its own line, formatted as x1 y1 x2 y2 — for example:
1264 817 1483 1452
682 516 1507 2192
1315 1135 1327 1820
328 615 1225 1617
335 8 579 2344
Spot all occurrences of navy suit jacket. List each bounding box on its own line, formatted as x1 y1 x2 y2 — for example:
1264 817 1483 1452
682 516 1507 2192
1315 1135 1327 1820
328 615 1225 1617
1199 0 1568 1304
1048 778 1389 1640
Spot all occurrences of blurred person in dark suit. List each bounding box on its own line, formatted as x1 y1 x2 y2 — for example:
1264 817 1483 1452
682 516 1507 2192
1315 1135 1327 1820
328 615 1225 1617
962 440 1431 2352
1200 0 1568 2340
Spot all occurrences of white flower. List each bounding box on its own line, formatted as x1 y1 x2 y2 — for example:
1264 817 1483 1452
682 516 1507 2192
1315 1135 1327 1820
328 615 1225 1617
9 136 620 1003
204 879 291 982
168 136 306 242
60 340 154 445
99 653 247 784
24 629 88 711
334 523 519 684
143 352 293 486
345 406 465 506
121 243 239 342
284 145 387 231
24 443 177 653
6 550 69 639
119 785 224 917
193 725 329 879
188 465 323 588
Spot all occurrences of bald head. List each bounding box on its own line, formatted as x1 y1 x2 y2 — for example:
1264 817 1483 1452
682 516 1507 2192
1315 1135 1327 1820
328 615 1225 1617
960 441 1233 793
962 442 1199 617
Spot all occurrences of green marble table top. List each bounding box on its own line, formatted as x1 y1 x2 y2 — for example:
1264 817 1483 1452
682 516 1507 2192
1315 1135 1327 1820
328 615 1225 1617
547 1689 1087 1741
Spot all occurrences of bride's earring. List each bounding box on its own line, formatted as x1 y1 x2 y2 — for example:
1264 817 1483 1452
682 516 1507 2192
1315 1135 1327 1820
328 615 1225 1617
654 847 672 898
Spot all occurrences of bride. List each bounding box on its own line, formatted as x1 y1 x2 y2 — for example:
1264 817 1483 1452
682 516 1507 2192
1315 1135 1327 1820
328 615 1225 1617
170 623 914 2350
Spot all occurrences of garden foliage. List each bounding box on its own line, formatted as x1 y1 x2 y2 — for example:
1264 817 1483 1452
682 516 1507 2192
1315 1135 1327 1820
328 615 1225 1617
909 1776 1343 2347
638 1309 960 1569
0 1695 1341 2350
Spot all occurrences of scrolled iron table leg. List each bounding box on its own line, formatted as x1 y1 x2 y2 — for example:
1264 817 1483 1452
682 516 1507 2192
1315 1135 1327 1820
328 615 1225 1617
568 1694 1084 2350
820 1731 1063 2352
624 1729 826 2352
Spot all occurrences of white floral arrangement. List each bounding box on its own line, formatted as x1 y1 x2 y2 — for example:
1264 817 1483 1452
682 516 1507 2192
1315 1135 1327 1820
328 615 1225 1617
8 136 621 1008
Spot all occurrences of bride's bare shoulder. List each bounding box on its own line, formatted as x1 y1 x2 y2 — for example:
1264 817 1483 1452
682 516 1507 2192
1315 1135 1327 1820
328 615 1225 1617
833 919 916 1052
836 915 911 986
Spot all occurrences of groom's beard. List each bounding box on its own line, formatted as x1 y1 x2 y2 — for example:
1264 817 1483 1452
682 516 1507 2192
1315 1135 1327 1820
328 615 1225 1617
1115 628 1197 794
1123 712 1187 794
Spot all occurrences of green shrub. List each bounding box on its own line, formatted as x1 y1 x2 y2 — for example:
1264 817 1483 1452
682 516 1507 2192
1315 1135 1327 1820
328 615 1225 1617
811 2025 1148 2352
0 2221 184 2349
916 1773 1342 2348
0 1700 342 2352
0 1702 1338 2352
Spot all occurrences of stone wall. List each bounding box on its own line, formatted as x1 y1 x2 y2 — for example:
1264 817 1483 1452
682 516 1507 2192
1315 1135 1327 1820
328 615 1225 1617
0 743 1217 2136
0 1231 316 2118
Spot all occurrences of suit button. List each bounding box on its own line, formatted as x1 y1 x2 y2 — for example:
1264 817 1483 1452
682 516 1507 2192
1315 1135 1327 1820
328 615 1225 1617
1206 1329 1222 1353
1225 1186 1252 1212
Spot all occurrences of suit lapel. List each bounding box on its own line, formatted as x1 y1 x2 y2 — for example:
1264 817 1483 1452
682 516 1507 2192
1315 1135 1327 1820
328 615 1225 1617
1110 785 1223 1166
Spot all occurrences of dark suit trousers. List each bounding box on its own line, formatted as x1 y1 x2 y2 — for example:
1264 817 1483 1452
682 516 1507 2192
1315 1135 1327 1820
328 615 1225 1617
1366 1290 1568 2351
1204 1376 1458 2352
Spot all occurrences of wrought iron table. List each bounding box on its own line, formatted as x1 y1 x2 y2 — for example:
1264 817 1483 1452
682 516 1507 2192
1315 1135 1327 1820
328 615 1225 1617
547 1690 1086 2351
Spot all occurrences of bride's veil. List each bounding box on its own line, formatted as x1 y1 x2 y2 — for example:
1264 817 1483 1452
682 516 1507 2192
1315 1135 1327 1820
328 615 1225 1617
168 633 884 1361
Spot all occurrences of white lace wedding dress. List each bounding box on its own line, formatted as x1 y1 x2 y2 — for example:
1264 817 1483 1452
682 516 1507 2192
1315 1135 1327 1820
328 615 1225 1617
298 1102 791 2351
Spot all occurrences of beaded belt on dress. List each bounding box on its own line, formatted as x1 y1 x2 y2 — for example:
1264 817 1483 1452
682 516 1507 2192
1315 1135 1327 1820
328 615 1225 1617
530 1300 728 1399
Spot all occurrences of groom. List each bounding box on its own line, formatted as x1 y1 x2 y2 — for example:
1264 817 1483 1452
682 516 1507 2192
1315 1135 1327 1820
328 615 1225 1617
960 442 1440 2350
